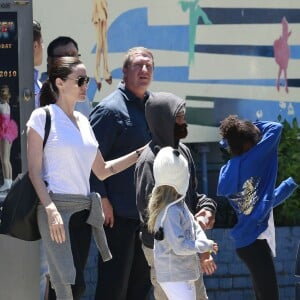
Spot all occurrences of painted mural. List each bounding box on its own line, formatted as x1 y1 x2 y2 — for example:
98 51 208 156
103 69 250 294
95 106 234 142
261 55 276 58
91 0 112 91
34 0 300 143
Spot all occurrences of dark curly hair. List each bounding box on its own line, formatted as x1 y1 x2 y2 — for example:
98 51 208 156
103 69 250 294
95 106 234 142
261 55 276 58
219 115 261 156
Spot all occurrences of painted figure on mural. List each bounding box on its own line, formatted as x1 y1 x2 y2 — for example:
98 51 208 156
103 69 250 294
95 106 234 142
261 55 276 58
92 0 112 91
0 84 18 192
273 16 291 93
179 0 212 65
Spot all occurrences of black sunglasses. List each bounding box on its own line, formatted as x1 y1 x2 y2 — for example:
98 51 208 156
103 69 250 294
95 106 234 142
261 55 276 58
68 76 90 87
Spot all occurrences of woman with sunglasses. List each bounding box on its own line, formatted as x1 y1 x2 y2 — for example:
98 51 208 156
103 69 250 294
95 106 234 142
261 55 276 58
26 57 145 300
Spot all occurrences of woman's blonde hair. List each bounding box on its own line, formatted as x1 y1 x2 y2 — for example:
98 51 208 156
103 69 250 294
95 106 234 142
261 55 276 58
147 185 180 233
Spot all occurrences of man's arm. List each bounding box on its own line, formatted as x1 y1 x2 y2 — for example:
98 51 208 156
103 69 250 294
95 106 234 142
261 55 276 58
195 194 217 230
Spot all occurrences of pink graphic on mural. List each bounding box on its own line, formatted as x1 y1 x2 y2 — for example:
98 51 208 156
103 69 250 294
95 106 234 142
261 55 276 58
273 17 291 93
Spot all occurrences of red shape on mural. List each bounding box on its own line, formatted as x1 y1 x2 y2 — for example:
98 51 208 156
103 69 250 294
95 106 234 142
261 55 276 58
273 17 292 93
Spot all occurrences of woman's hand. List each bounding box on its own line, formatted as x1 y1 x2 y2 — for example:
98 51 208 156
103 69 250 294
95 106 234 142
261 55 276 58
45 202 65 244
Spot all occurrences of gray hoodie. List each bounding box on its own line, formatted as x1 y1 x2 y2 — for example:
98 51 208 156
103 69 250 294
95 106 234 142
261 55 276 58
135 92 216 248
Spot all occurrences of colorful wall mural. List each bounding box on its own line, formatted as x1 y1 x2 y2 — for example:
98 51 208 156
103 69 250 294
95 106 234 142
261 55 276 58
34 0 300 143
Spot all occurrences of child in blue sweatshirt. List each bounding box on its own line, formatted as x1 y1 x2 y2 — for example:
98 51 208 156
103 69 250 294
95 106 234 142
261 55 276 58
217 115 298 300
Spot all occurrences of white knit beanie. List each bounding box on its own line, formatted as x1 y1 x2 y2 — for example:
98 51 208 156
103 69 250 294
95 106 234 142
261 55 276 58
153 146 190 196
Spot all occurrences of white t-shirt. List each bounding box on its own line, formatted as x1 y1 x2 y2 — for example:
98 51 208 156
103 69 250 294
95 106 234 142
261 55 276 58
26 104 98 196
258 210 276 257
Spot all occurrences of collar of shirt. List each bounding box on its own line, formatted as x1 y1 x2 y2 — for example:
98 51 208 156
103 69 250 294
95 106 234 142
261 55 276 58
118 81 150 104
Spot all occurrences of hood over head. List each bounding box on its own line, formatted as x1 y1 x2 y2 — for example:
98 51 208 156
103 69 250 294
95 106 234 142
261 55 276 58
145 92 185 148
153 146 190 196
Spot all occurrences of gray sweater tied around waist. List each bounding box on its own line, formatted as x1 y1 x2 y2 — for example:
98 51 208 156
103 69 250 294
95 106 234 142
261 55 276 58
37 192 112 290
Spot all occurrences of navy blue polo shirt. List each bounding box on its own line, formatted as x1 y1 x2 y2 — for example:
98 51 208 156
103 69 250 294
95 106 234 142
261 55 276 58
89 83 151 219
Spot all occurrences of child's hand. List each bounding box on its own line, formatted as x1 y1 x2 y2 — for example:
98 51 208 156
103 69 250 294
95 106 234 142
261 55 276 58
200 252 217 275
212 242 218 255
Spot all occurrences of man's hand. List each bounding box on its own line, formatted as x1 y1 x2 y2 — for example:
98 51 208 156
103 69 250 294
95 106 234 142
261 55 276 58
200 252 217 275
102 197 114 227
195 209 215 230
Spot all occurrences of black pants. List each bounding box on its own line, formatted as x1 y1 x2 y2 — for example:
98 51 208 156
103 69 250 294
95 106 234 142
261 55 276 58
296 242 300 300
48 210 92 300
296 283 300 300
95 215 152 300
236 239 279 300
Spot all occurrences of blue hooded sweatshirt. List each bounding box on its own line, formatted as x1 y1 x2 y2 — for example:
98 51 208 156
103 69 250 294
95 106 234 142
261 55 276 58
217 121 298 249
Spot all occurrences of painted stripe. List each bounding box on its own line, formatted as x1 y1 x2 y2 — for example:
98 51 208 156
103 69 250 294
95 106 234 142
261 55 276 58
186 100 215 108
147 0 300 25
149 81 300 103
108 8 189 52
194 45 300 60
186 107 215 126
189 53 300 79
182 124 219 143
199 8 300 24
195 24 300 46
201 0 300 9
195 45 274 57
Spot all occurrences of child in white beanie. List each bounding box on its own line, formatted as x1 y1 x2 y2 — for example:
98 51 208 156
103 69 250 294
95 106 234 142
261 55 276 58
147 146 218 300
